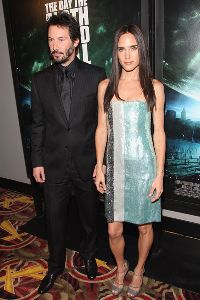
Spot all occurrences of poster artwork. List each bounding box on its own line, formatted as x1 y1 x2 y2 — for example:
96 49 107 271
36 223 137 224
3 0 140 177
164 0 200 201
44 0 91 63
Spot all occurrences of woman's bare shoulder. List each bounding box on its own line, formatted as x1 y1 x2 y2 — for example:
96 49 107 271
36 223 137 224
152 79 165 106
152 79 164 93
98 78 110 92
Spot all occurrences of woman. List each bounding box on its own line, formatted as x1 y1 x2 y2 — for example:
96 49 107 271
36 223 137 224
95 24 165 298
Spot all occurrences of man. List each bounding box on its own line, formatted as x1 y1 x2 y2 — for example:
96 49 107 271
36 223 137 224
31 12 106 294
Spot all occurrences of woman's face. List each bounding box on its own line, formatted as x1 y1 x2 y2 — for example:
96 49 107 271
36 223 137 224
117 32 139 72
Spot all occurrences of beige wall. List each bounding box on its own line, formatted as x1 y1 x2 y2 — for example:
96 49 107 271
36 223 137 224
0 0 29 184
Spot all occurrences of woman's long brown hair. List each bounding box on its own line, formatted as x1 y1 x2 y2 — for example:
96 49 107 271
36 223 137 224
104 24 156 112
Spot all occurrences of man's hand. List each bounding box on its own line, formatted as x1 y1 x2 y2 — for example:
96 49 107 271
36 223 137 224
33 167 45 183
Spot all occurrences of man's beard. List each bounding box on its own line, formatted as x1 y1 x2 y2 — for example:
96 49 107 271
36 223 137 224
50 48 74 64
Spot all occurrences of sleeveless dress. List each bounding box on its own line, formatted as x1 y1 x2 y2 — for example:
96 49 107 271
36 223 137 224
105 100 161 224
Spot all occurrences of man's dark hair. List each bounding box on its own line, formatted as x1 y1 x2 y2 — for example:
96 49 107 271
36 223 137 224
47 13 81 52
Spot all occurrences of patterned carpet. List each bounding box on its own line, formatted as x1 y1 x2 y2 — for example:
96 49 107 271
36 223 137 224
0 187 200 299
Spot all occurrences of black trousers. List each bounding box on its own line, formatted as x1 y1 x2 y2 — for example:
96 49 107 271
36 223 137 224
44 159 98 274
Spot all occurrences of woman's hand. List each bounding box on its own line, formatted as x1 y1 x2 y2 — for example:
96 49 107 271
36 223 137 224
148 174 163 202
95 165 106 194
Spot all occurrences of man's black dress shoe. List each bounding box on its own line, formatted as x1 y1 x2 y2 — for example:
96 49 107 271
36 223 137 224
38 272 60 294
84 258 97 280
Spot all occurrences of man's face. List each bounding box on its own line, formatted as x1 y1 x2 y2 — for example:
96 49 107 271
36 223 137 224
48 25 79 65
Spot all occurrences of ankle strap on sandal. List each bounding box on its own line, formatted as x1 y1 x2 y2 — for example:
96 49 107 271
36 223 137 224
133 267 145 277
117 260 128 273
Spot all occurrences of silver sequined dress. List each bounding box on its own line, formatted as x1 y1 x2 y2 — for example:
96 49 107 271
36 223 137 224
105 100 161 224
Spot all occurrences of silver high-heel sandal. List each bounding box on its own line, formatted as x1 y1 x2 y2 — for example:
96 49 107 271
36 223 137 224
111 260 129 296
127 267 144 298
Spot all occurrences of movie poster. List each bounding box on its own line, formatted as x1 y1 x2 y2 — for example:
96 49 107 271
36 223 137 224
3 0 141 174
164 0 200 204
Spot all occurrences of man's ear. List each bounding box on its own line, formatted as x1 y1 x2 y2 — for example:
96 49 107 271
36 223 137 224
73 38 80 48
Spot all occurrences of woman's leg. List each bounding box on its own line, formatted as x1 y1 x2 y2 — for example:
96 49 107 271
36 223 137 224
130 223 153 288
108 222 127 284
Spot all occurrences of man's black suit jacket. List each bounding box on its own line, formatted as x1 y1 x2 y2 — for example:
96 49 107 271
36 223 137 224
31 58 106 183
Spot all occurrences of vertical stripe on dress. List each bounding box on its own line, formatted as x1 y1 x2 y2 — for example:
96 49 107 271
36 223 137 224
113 102 125 221
105 105 114 222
